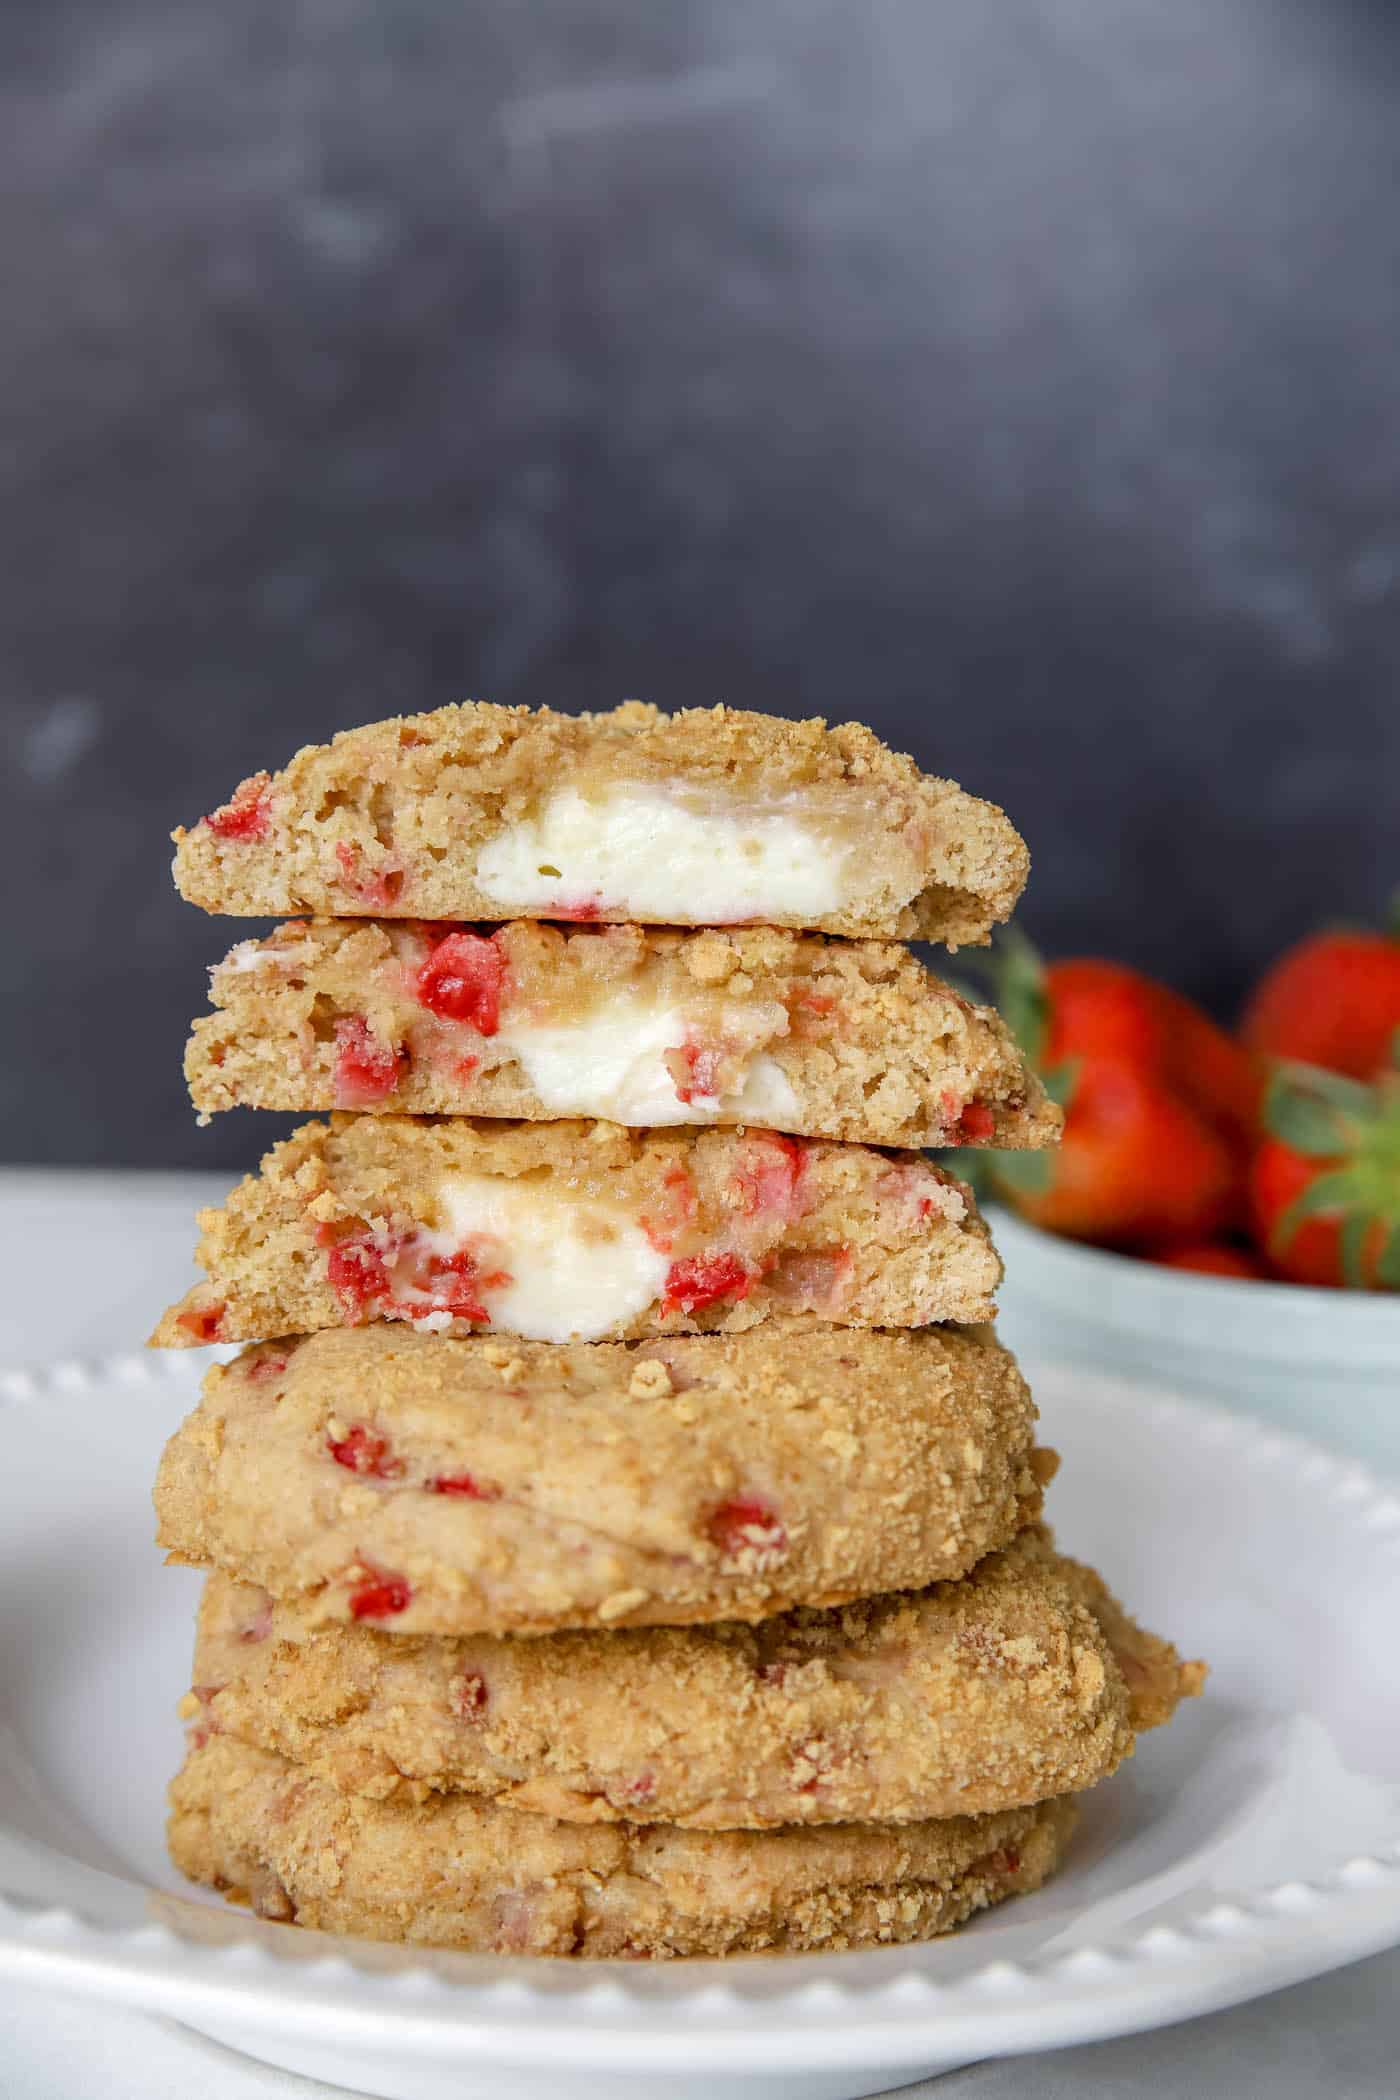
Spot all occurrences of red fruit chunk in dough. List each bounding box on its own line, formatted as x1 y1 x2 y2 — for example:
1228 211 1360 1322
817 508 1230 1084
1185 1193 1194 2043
333 1016 402 1107
327 1237 390 1317
413 1249 504 1324
452 1670 489 1720
733 1134 806 1219
204 774 271 842
707 1497 788 1561
177 1302 227 1343
765 1244 853 1310
327 1424 403 1478
349 1573 412 1620
672 1040 723 1104
430 1471 503 1500
549 899 603 922
663 1252 752 1315
415 932 504 1034
953 1101 997 1143
333 841 406 910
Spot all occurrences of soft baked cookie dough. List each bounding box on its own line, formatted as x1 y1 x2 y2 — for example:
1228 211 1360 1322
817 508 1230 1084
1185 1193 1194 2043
185 1525 1203 1827
171 700 1028 945
155 1325 1051 1635
169 1734 1077 1958
186 919 1059 1149
150 1114 1003 1349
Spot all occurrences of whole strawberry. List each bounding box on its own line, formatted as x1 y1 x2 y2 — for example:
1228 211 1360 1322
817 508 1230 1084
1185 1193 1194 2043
1241 904 1400 1081
1248 1056 1400 1290
951 937 1258 1250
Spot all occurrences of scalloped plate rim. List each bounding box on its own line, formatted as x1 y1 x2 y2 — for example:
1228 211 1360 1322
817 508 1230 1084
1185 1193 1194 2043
0 1349 1397 2082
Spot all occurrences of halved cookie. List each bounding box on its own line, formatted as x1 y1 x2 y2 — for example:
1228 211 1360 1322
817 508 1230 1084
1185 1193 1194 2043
186 918 1058 1149
150 1115 1001 1349
170 700 1027 945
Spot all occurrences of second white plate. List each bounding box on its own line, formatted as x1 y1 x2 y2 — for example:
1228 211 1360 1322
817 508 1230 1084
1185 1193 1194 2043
0 1352 1398 2100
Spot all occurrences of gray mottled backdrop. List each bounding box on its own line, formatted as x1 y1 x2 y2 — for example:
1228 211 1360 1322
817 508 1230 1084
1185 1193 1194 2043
3 0 1398 1167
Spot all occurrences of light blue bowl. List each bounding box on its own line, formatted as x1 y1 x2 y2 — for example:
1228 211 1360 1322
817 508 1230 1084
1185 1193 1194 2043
990 1205 1400 1479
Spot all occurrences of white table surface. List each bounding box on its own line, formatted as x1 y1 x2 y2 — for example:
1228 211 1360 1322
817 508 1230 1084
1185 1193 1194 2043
2 1166 1397 2099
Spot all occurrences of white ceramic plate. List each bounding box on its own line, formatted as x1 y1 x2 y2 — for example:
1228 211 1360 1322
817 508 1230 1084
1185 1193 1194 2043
1 1352 1398 2100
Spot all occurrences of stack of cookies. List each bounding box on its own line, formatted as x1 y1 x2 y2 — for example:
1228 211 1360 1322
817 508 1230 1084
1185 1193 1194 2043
151 702 1202 1959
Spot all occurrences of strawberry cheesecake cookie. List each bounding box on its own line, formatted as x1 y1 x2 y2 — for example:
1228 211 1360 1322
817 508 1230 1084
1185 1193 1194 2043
185 1526 1203 1828
169 1734 1076 1957
187 918 1060 1148
171 701 1028 945
149 1115 1001 1349
153 1326 1050 1635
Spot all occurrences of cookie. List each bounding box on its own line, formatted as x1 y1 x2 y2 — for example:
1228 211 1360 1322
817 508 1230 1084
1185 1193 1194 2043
186 918 1060 1150
149 1115 1001 1349
154 1325 1050 1635
168 1735 1077 1958
170 701 1028 945
185 1526 1203 1827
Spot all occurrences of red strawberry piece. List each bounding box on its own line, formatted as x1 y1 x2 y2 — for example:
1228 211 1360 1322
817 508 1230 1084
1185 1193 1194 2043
707 1496 788 1561
327 1236 390 1318
451 1670 489 1721
334 840 406 910
663 1252 752 1315
621 1772 656 1805
455 1054 481 1083
246 1352 287 1383
733 1133 806 1220
177 1301 227 1343
415 931 504 1033
671 1040 724 1104
430 1470 502 1500
327 1424 403 1479
333 1015 403 1107
204 773 272 842
793 1739 830 1796
640 1163 697 1253
412 1248 505 1324
548 899 603 922
764 1245 853 1310
349 1571 412 1620
952 1101 997 1144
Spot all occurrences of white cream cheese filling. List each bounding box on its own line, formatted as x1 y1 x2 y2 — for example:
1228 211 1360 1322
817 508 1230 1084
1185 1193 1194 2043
473 784 852 922
425 1174 670 1343
498 999 802 1128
